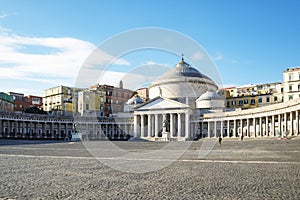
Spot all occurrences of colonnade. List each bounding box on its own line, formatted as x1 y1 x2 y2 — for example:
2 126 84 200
75 121 133 140
0 115 73 139
0 113 133 140
198 99 300 139
133 111 190 141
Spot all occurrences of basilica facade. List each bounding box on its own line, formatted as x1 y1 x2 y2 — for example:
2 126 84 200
129 58 300 141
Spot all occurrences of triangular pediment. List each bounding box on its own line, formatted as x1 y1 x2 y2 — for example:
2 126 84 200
134 97 190 111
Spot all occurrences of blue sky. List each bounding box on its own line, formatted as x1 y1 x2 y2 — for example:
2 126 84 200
0 0 300 96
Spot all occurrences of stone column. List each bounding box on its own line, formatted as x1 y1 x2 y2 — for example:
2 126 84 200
240 119 243 137
207 121 211 138
162 114 167 133
7 121 11 137
124 124 128 138
43 122 46 139
278 114 281 137
296 111 299 136
148 114 151 137
133 115 138 138
201 122 204 138
177 113 181 138
155 114 159 138
185 112 190 139
233 119 236 138
284 112 287 136
58 122 61 139
259 117 262 137
170 113 174 137
112 124 115 139
22 121 25 138
271 115 275 137
220 120 224 138
227 120 230 138
253 117 256 137
214 121 217 138
141 114 145 138
265 116 268 137
246 118 250 137
14 121 18 138
290 112 293 136
29 121 33 138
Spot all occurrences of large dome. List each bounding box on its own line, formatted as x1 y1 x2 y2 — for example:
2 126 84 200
158 59 210 79
149 58 218 101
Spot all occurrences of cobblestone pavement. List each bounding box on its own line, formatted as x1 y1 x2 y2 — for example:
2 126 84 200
0 138 299 199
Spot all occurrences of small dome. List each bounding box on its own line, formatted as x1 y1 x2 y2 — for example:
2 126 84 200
197 91 223 101
127 95 144 105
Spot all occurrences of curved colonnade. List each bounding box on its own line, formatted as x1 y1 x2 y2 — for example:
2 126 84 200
194 98 300 139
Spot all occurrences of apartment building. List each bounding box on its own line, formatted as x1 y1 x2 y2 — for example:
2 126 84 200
283 67 300 101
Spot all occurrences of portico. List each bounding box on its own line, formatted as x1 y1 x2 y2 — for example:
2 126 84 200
133 97 192 141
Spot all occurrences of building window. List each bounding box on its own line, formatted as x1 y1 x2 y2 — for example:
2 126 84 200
289 74 293 81
226 101 230 107
250 99 255 105
289 85 293 92
289 95 293 100
244 99 248 104
266 97 270 102
274 96 278 102
232 101 236 106
258 98 262 103
298 84 300 91
86 104 89 110
238 100 243 106
281 88 284 93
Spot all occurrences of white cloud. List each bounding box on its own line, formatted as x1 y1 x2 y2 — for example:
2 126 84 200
0 30 131 91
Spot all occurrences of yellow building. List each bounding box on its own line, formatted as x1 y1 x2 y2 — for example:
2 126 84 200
43 86 81 115
77 89 106 116
222 82 283 110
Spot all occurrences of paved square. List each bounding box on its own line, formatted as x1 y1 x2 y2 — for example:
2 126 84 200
0 138 299 199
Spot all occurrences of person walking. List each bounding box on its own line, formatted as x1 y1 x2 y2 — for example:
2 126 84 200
218 136 222 145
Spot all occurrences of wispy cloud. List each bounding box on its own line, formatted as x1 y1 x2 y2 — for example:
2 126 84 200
0 12 17 19
191 51 204 61
213 54 224 61
141 60 170 67
0 14 8 19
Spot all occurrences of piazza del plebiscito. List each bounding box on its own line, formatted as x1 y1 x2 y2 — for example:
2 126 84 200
0 58 300 141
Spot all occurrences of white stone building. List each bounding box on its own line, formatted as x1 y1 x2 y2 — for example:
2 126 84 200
131 58 221 141
129 60 300 141
283 67 300 101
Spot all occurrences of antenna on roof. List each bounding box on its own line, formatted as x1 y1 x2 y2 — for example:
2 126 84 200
181 53 184 62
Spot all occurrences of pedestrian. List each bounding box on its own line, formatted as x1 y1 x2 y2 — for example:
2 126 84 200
218 136 222 145
241 134 244 141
